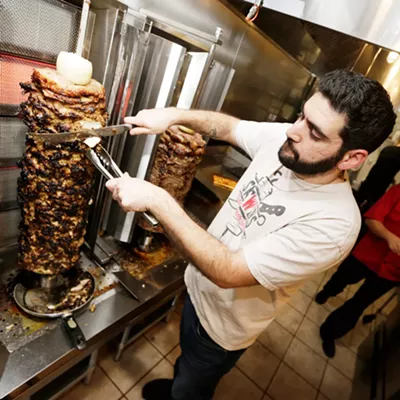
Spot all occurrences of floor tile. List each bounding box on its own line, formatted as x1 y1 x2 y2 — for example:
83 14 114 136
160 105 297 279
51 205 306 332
300 279 319 298
317 393 329 400
306 301 331 326
381 294 398 316
267 363 317 400
347 280 364 295
284 337 327 389
237 341 280 390
275 303 303 334
289 289 313 314
329 342 358 380
59 367 121 400
341 323 368 353
126 359 173 400
145 312 180 355
166 345 181 366
262 395 273 400
257 320 293 359
320 364 352 400
214 367 263 400
311 272 326 286
296 317 327 359
374 288 397 310
322 296 345 314
99 337 163 394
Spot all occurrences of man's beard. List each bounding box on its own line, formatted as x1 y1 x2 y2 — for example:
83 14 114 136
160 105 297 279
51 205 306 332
278 139 345 176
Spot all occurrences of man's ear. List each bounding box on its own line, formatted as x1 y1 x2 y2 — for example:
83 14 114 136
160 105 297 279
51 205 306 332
338 149 369 171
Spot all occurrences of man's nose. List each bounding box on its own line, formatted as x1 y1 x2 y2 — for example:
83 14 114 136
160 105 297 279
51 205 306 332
286 123 304 143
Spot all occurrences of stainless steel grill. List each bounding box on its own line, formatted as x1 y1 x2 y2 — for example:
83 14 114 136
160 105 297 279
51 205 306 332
0 209 19 246
0 0 82 63
0 168 19 207
0 118 26 159
0 54 55 115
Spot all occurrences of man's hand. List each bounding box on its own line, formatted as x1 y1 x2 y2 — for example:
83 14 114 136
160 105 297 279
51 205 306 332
124 107 240 146
387 234 400 255
105 173 162 213
125 107 181 136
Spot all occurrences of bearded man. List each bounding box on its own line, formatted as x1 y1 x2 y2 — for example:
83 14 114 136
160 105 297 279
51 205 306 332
107 70 396 400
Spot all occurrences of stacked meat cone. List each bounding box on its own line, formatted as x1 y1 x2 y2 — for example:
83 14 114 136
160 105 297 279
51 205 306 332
17 67 108 275
138 125 206 233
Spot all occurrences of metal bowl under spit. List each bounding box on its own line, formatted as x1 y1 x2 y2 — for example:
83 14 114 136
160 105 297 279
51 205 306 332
13 270 95 350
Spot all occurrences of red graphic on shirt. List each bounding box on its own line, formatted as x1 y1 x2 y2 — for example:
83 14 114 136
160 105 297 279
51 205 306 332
221 171 286 238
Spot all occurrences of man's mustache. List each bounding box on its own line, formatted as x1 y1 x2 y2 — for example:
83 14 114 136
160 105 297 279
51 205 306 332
285 139 300 161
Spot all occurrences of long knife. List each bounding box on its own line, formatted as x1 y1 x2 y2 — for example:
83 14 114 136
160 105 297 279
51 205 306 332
27 124 132 144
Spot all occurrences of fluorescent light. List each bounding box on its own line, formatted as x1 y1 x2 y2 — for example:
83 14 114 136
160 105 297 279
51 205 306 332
387 51 399 64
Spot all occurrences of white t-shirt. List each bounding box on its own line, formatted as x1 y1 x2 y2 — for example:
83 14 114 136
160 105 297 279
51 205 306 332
184 121 361 351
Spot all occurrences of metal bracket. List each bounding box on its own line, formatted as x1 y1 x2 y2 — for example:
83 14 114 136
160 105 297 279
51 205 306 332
139 8 223 49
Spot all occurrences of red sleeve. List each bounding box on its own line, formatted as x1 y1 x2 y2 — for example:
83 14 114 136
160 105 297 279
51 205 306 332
364 185 400 222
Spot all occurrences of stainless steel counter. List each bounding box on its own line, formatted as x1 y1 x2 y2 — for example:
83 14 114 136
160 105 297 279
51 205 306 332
0 249 187 399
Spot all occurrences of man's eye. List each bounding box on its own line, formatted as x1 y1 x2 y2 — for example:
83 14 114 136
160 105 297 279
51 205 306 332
310 131 321 142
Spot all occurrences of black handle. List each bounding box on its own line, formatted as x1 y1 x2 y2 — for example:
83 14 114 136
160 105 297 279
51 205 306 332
62 313 87 350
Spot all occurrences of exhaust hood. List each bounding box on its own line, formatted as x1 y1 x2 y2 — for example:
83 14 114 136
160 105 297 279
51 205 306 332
245 0 400 52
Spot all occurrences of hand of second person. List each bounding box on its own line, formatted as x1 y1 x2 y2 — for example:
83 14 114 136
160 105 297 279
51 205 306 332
387 234 400 255
105 173 162 213
124 107 181 136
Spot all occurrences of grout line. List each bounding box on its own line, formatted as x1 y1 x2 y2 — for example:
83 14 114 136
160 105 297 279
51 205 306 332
318 359 329 392
147 335 174 358
144 321 180 359
235 363 267 393
97 364 124 396
122 357 166 396
326 362 353 383
233 365 267 395
264 294 317 395
165 344 180 367
271 299 330 392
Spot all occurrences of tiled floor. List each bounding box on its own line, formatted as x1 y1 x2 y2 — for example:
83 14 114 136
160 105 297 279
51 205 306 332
61 271 398 400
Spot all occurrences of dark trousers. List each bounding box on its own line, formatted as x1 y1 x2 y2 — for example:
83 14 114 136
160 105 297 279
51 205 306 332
320 255 397 340
171 295 246 400
357 146 400 206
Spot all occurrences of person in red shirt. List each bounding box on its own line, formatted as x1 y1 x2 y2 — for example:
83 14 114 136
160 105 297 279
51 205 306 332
317 184 400 357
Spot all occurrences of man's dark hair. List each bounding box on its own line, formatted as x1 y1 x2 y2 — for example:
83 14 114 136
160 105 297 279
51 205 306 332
318 70 396 153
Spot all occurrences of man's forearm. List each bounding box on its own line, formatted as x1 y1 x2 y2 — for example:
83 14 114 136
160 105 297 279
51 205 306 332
150 189 256 288
170 108 240 146
365 219 395 241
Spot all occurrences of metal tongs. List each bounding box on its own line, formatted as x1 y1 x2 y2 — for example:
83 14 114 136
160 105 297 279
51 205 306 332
86 142 158 228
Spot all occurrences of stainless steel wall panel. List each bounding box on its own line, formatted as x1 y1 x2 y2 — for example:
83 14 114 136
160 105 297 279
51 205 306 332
0 168 19 210
0 0 82 62
0 209 20 247
196 60 235 111
0 118 26 160
107 34 187 242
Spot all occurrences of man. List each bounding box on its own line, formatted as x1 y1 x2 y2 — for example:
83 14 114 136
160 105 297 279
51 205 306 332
318 184 400 357
355 145 400 212
106 70 395 400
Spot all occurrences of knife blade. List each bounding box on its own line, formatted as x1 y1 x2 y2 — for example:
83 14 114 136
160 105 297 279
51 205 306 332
113 271 158 303
27 124 132 144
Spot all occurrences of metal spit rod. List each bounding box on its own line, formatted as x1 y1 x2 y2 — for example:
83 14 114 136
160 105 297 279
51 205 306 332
76 0 91 57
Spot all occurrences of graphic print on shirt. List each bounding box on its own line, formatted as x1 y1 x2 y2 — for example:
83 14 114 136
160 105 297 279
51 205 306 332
221 169 286 239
